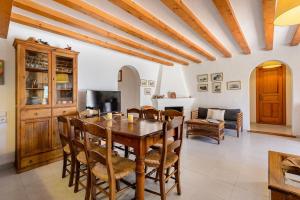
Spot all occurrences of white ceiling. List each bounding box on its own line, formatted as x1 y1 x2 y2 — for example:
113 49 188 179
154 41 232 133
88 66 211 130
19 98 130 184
12 0 298 64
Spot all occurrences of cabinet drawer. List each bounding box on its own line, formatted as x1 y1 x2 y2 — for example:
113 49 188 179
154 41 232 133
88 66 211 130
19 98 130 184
53 107 77 117
21 109 51 120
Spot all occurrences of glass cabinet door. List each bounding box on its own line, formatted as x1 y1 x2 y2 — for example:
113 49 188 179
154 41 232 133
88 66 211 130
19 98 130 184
25 49 51 106
53 53 76 106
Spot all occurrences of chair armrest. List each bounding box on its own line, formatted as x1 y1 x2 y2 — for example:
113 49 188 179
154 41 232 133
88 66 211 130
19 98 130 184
236 112 243 128
191 110 198 119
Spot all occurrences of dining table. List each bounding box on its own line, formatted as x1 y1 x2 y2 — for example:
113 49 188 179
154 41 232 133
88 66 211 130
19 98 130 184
83 115 164 200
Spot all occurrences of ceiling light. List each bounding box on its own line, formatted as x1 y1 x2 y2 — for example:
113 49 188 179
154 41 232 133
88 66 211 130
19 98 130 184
274 0 300 26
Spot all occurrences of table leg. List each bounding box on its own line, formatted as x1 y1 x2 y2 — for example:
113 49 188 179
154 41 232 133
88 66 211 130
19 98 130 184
135 146 146 200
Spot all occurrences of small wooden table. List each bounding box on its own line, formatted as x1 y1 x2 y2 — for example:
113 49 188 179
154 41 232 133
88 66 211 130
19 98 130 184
185 119 224 144
84 116 166 200
269 151 300 200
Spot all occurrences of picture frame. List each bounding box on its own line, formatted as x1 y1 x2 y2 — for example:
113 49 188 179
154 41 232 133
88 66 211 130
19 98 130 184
211 72 223 82
141 79 147 87
197 84 208 92
118 70 122 82
148 80 155 87
0 60 4 85
212 82 222 93
227 81 241 90
197 74 208 82
144 88 151 95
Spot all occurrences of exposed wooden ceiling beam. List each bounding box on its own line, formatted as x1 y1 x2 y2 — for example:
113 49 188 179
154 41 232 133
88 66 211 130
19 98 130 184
109 0 216 61
11 13 173 66
161 0 231 58
0 0 13 38
262 0 276 50
212 0 251 54
291 26 300 46
13 0 188 65
53 0 201 63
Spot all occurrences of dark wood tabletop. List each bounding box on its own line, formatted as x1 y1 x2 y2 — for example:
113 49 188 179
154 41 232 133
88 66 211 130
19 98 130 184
84 115 164 138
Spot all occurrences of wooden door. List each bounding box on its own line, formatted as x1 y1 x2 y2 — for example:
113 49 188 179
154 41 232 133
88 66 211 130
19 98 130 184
256 66 286 125
20 118 52 157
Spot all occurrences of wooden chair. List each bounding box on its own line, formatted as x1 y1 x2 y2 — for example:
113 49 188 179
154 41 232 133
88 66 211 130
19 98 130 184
85 123 136 200
70 118 106 200
142 108 161 120
161 109 183 121
127 108 142 118
144 116 184 200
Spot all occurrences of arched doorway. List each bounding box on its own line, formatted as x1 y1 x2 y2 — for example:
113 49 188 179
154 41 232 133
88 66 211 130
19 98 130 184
249 60 292 136
117 66 140 113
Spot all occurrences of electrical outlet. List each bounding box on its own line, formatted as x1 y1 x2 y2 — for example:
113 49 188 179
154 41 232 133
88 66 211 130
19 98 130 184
0 111 7 124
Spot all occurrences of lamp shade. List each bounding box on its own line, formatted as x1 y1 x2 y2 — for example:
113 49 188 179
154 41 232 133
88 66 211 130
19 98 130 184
56 74 69 83
274 0 300 26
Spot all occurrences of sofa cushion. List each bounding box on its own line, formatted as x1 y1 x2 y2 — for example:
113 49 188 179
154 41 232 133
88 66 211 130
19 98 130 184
207 109 225 121
225 120 237 129
198 107 208 119
224 109 241 121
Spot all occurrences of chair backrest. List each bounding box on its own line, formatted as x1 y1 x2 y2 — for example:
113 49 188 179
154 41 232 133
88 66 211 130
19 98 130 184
161 109 183 121
85 123 115 197
69 118 86 155
142 108 161 120
57 116 71 149
160 116 184 170
127 108 142 118
141 105 155 110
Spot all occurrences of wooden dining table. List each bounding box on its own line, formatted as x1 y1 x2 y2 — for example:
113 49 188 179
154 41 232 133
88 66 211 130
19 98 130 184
83 115 164 200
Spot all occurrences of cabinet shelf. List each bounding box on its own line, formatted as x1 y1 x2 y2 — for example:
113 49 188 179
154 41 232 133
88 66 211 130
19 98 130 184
56 88 72 91
26 88 45 90
26 67 48 73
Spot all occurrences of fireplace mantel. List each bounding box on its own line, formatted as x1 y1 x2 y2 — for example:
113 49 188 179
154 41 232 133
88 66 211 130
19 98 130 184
152 98 195 120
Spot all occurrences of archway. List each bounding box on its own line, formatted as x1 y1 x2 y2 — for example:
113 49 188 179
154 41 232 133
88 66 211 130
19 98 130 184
249 60 292 136
117 66 140 113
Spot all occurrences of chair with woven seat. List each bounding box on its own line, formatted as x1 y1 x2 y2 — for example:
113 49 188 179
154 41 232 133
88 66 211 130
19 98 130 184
142 108 161 120
161 109 183 121
84 123 136 200
127 108 142 118
144 116 184 200
70 118 107 200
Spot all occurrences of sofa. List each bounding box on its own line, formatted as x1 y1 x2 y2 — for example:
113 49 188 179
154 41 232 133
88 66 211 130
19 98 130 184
191 108 243 137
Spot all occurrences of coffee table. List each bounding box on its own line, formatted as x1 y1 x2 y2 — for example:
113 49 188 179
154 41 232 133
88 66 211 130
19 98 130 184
186 119 225 144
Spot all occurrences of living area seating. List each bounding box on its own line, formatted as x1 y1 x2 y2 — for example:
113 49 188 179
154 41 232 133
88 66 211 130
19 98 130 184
191 108 243 137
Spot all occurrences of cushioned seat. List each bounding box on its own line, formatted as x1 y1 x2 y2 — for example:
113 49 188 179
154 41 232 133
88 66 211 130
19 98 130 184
145 149 178 168
91 156 136 181
224 120 237 129
63 144 71 154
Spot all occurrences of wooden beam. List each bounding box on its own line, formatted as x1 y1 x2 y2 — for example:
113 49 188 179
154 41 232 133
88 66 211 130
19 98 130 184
161 0 231 58
262 0 276 50
53 0 201 63
11 13 173 66
291 25 300 46
13 0 188 65
212 0 251 54
109 0 215 61
0 0 13 38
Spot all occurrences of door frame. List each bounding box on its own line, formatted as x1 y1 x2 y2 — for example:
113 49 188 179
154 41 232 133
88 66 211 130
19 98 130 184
256 65 286 125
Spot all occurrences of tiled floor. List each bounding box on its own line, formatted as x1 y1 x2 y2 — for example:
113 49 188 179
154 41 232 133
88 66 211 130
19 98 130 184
1 130 300 200
250 123 293 136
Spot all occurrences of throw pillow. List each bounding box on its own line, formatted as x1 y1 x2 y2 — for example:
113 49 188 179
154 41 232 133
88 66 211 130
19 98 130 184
207 109 225 121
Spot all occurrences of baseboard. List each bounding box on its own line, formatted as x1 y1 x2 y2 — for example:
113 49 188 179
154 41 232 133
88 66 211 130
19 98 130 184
0 162 14 171
247 130 296 138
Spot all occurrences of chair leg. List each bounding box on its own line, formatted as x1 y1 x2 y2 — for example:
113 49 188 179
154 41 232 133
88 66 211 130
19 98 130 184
116 180 120 191
68 155 76 187
85 169 91 200
174 162 181 195
74 160 80 193
165 168 170 183
159 169 166 200
237 128 239 138
91 174 97 200
62 152 67 178
124 146 129 158
155 170 159 182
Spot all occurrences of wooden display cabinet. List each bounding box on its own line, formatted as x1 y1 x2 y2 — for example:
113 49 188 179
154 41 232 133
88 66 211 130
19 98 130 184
14 39 79 172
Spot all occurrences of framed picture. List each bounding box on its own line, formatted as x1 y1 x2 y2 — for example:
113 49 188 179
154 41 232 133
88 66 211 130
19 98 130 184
212 82 222 93
0 60 4 85
148 80 155 87
144 88 151 95
211 72 223 82
118 70 122 82
227 81 241 90
197 84 208 92
197 74 208 82
141 79 147 87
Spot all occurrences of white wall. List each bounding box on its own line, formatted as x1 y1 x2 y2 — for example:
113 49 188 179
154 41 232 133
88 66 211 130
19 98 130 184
0 23 188 166
118 66 140 113
249 66 292 126
183 46 300 134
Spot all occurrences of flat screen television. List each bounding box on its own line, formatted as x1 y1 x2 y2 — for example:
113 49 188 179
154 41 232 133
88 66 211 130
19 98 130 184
86 90 121 114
